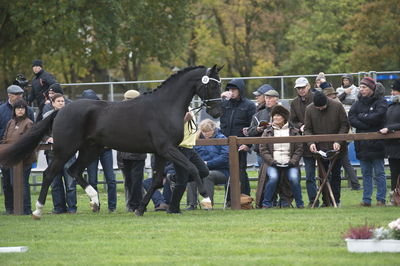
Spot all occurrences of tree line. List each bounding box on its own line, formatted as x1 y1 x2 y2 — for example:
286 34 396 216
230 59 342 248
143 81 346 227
1 0 399 98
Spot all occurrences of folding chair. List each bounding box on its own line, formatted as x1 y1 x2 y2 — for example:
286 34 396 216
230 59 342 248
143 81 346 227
311 151 339 208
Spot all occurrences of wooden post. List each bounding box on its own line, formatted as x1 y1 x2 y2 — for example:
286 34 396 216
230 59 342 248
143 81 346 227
228 136 241 210
12 161 24 215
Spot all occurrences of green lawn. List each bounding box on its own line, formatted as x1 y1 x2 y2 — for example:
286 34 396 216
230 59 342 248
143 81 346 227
0 174 399 265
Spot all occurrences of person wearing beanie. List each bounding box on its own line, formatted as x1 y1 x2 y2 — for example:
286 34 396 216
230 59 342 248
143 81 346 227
29 59 57 121
313 72 326 92
220 79 256 197
304 90 350 207
349 77 388 207
379 79 400 204
259 105 304 209
336 74 359 106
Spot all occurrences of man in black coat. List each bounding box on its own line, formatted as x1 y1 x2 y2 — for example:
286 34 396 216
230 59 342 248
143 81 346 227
29 59 57 121
349 77 388 207
380 79 400 202
220 79 256 196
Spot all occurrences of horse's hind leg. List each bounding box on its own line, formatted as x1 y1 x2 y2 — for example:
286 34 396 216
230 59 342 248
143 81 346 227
135 155 166 216
32 157 68 220
67 144 104 212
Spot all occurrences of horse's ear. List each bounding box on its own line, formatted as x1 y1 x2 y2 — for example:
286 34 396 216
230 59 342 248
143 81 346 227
216 65 224 73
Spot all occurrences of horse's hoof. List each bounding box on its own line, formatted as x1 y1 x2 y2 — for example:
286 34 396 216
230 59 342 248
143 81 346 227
32 214 41 220
134 209 144 216
90 202 100 212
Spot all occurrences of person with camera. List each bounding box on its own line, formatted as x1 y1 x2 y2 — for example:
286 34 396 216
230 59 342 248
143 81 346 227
259 105 304 209
29 59 57 121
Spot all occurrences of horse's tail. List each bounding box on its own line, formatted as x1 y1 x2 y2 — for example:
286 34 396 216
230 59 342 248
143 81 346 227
0 110 59 167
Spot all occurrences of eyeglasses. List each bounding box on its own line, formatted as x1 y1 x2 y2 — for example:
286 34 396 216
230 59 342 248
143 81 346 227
296 86 307 90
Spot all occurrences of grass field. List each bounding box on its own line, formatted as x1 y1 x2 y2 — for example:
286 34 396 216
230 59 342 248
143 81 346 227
0 174 399 265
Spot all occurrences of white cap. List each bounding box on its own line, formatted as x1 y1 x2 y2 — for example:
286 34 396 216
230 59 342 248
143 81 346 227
294 77 309 88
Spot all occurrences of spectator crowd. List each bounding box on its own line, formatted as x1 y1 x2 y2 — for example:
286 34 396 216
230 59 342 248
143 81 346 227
1 59 400 215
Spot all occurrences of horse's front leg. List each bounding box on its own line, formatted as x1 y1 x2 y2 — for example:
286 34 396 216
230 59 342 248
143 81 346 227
135 155 166 216
32 158 66 220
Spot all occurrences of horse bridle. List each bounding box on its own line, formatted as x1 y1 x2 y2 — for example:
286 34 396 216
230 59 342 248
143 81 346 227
191 69 222 114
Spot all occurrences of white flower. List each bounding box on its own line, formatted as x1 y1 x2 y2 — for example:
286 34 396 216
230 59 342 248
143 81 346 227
373 227 391 240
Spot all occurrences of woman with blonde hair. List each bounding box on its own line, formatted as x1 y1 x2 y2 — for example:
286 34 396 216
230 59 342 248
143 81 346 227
190 119 229 206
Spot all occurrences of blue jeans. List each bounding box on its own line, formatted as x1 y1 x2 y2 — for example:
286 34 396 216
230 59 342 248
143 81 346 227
143 178 171 207
50 156 77 213
303 156 317 204
87 149 117 210
359 159 386 204
262 166 304 208
3 167 32 214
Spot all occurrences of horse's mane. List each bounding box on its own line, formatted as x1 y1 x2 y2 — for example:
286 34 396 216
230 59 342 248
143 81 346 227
143 65 206 95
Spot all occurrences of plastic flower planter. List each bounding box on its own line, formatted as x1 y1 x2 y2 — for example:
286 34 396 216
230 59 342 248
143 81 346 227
345 239 400 253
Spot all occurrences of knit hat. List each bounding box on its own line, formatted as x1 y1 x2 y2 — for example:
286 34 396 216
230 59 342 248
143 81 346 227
391 79 400 92
32 59 43 67
315 72 326 82
48 83 64 94
253 84 273 96
124 90 140 99
264 89 279 97
313 91 328 107
271 105 289 123
360 77 376 90
7 85 24 94
320 81 332 90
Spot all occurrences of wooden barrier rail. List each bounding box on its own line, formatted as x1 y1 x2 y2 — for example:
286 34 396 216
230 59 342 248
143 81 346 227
10 131 400 214
196 131 400 210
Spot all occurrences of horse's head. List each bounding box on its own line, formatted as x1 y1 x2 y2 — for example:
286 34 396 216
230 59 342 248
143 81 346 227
196 65 224 118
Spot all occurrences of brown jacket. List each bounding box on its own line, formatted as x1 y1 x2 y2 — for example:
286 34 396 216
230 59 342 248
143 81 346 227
259 124 303 166
304 98 350 156
255 123 303 208
289 91 313 156
3 118 36 167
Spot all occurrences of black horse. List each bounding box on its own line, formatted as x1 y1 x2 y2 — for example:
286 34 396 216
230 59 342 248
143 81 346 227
0 65 223 218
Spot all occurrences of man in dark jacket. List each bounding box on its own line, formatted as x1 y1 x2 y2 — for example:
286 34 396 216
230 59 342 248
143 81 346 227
289 77 318 206
380 79 400 204
81 89 117 213
0 85 35 214
349 77 388 207
220 79 256 196
29 59 57 121
304 91 350 206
